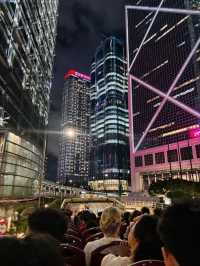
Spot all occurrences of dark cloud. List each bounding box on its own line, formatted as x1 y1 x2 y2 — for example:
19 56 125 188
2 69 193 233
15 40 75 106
47 0 129 178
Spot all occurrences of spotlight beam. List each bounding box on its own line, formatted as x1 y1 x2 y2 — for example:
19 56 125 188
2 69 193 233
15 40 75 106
129 0 165 72
22 129 63 136
133 36 200 152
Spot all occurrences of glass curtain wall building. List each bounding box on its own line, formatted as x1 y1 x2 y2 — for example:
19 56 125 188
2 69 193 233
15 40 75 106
57 70 91 187
126 0 200 192
89 37 130 192
0 0 59 197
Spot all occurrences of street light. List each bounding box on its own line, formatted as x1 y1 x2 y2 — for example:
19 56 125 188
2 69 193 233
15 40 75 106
63 127 89 139
64 128 76 138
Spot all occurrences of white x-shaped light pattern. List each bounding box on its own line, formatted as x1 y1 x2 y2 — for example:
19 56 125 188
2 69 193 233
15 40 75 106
125 3 200 153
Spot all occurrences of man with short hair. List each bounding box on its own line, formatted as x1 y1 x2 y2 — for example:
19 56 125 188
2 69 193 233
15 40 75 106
141 206 150 215
158 200 200 266
28 208 68 241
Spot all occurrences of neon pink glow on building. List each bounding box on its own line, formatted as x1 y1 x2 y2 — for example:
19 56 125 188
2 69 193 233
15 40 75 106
189 128 200 138
64 69 91 81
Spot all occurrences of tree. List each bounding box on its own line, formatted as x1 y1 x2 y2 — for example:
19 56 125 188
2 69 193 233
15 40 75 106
149 179 200 201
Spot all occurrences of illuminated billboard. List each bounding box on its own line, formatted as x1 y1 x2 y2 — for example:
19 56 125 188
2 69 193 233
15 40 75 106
189 128 200 139
64 69 91 81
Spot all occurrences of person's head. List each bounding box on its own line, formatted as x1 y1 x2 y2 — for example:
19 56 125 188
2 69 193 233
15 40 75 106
158 200 200 266
141 207 150 215
98 211 102 218
62 207 73 219
0 237 22 266
78 210 97 229
131 210 142 222
0 234 64 266
100 207 121 237
122 212 131 224
28 208 68 241
128 215 162 262
153 208 163 217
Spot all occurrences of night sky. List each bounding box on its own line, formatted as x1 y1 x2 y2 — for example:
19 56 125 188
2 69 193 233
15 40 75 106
47 0 130 180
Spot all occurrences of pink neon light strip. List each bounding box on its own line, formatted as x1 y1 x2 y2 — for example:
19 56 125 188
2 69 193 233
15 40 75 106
133 36 200 152
189 128 200 138
125 6 134 154
130 75 200 119
126 7 136 179
128 76 135 153
129 0 165 72
126 6 200 16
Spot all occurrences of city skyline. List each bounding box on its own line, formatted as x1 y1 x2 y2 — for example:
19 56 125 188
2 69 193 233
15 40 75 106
0 0 199 196
47 0 200 184
47 0 130 180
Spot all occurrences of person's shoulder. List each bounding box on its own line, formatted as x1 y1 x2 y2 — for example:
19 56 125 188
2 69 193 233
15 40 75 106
101 254 117 266
84 240 93 251
101 254 130 266
84 237 103 251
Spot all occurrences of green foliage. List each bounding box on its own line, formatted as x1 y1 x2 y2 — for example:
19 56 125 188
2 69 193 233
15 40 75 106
16 218 28 233
149 179 200 200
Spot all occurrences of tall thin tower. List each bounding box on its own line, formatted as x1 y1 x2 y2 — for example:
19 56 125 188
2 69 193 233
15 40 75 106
58 70 91 187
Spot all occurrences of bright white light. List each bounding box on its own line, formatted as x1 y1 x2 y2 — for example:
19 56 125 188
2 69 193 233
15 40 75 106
64 128 75 138
164 196 171 205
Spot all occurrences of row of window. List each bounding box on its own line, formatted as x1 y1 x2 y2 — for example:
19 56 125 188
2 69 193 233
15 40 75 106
135 145 200 167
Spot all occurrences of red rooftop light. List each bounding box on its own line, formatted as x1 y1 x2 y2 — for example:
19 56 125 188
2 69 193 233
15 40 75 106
64 69 91 81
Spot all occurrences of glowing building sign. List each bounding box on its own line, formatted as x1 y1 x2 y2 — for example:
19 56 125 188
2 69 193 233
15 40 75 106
189 128 200 138
64 69 91 81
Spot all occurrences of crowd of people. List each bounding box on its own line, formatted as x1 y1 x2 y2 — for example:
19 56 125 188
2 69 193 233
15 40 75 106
0 199 199 266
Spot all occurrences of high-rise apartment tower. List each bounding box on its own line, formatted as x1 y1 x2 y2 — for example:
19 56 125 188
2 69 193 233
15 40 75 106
58 70 90 187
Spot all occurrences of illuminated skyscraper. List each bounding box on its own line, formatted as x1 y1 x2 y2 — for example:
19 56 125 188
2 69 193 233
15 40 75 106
58 70 90 187
126 0 200 192
89 37 130 192
0 0 59 197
